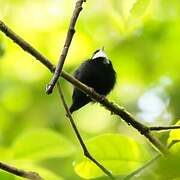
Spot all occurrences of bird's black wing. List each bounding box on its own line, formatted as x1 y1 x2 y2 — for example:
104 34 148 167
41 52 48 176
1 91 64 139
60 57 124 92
69 60 92 113
73 60 91 82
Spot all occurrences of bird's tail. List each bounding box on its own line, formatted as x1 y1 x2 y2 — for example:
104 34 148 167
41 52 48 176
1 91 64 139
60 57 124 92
69 98 91 114
69 104 76 114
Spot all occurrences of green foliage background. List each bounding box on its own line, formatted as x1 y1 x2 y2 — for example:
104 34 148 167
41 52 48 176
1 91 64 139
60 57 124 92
0 0 180 179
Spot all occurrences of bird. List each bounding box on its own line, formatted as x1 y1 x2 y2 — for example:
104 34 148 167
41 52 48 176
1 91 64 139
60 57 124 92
69 47 116 113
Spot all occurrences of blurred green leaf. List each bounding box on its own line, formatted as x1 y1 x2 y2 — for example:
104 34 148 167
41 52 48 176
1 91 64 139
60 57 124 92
26 166 64 180
11 128 75 161
153 153 180 179
121 132 180 180
1 86 32 113
74 133 151 179
130 0 150 17
168 120 180 146
0 171 15 180
0 40 5 57
167 120 180 157
141 123 180 179
13 165 64 180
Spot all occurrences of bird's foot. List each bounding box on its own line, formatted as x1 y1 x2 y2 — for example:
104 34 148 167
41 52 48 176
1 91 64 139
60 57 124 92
89 87 94 93
99 95 106 102
110 111 115 115
87 87 94 97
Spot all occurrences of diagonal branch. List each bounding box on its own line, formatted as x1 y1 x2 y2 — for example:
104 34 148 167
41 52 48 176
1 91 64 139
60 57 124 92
0 162 43 180
0 20 168 155
149 125 180 131
57 81 114 179
46 0 86 94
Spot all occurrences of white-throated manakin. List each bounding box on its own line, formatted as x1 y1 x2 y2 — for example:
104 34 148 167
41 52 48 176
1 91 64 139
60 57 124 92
69 48 116 113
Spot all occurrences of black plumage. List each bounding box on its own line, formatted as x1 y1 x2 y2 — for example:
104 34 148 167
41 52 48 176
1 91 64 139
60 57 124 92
69 48 116 113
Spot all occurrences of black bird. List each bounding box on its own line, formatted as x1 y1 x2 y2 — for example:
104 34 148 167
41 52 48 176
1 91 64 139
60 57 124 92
69 48 116 113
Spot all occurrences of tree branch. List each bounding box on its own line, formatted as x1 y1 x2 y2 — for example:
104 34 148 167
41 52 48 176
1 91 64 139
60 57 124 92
46 0 86 94
0 20 169 155
0 162 43 180
149 125 180 131
56 81 114 179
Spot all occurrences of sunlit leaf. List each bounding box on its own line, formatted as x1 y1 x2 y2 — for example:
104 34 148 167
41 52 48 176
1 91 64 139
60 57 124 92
168 120 180 145
11 128 75 160
26 166 64 180
74 134 151 179
0 108 11 132
130 0 150 17
167 120 180 156
0 171 15 180
0 40 5 57
136 122 180 179
14 165 64 180
0 147 12 161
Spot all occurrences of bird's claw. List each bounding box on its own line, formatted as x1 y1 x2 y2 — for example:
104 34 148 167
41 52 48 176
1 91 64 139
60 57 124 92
87 87 94 97
89 87 94 93
99 95 106 102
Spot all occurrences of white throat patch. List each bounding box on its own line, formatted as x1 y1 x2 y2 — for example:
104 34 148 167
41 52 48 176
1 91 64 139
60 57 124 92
92 49 108 59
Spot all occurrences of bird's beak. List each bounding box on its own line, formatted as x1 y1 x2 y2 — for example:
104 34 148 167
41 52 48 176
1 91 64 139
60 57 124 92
101 46 105 51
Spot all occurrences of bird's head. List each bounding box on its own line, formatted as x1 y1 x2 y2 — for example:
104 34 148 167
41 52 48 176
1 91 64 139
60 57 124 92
91 47 108 60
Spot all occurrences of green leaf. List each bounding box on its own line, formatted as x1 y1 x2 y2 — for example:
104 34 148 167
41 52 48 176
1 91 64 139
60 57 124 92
14 164 64 180
168 120 180 144
139 122 180 180
74 133 151 179
0 171 15 180
0 40 5 57
130 0 150 17
29 166 64 180
11 128 75 161
167 120 180 155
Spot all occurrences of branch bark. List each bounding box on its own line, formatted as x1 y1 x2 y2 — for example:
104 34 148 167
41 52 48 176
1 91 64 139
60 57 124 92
0 20 169 155
46 0 86 94
0 162 43 180
149 125 180 131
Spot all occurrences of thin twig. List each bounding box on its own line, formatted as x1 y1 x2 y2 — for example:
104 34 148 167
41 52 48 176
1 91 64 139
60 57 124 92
0 162 43 180
149 125 180 131
56 81 115 179
0 20 168 155
123 140 180 180
46 0 86 94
